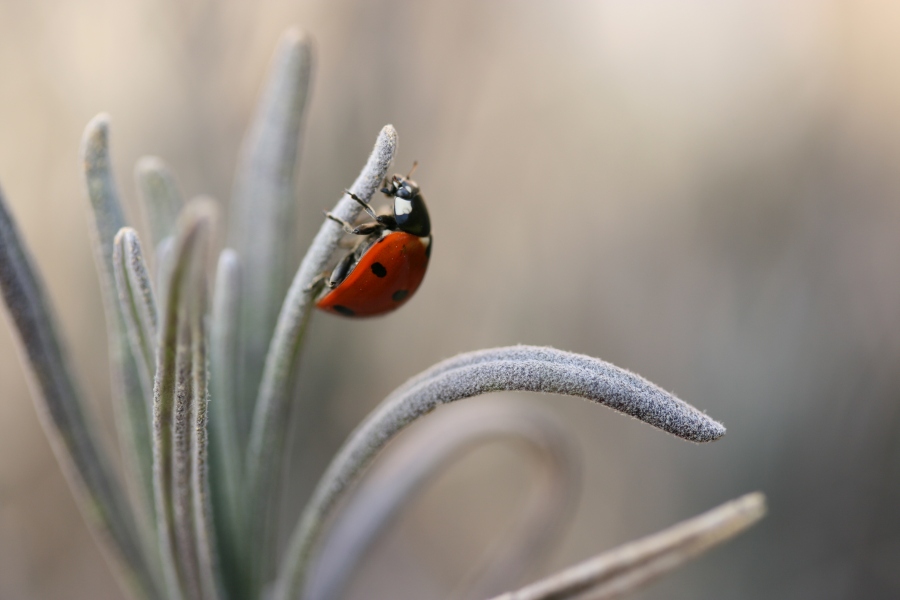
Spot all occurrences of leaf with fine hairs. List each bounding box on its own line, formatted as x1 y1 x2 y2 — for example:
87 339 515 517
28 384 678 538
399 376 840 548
244 123 398 587
113 228 159 403
208 248 245 594
0 186 158 598
168 220 223 600
188 268 223 600
229 28 314 409
82 115 158 554
273 345 726 600
152 200 218 600
135 156 185 251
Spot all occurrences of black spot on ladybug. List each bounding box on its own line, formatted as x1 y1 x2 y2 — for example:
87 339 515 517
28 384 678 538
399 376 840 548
392 289 409 302
333 305 355 316
371 262 387 278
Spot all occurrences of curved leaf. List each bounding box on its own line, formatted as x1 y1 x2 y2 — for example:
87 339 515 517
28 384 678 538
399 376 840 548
274 346 726 600
307 400 581 600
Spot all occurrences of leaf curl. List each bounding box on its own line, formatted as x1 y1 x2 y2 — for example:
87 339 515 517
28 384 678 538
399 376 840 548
307 400 581 600
274 345 726 600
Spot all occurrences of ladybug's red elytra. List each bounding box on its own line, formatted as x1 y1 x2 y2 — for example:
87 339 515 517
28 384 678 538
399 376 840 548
316 164 432 318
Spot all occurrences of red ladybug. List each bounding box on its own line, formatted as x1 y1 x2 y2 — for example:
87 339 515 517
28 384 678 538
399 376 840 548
316 165 432 317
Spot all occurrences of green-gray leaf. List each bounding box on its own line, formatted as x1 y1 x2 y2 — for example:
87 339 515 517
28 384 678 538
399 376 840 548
273 345 726 600
135 156 185 251
488 493 766 600
229 28 314 415
0 185 157 599
243 123 398 588
152 200 217 600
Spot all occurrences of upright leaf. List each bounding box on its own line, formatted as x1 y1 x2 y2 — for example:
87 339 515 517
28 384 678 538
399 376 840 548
82 114 160 576
244 124 398 588
135 156 184 251
229 29 313 420
152 201 216 600
113 228 159 402
208 249 244 595
0 186 157 598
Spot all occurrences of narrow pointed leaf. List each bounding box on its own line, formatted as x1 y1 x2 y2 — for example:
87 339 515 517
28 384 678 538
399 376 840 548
208 248 244 594
230 28 314 410
111 227 159 540
135 156 185 250
113 228 159 400
83 114 128 281
488 493 766 600
0 187 157 598
189 276 224 600
152 201 215 600
82 114 161 583
173 309 202 600
388 346 725 442
244 124 397 586
156 235 175 300
274 346 726 599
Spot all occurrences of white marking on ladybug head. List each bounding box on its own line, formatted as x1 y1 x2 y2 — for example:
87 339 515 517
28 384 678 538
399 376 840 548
394 197 413 215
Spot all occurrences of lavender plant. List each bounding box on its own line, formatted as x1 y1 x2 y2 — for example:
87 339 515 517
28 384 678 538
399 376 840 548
0 28 765 600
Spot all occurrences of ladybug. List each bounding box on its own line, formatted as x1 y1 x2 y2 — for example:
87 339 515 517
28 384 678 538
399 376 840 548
316 164 432 318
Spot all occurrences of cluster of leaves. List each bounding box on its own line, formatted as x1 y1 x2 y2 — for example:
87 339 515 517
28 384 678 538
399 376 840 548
0 28 764 600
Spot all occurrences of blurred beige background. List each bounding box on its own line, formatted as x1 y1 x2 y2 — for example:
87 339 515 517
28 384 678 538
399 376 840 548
2 1 900 598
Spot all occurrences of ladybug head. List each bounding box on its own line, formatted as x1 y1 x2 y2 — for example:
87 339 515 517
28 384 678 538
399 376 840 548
381 174 419 199
382 173 430 237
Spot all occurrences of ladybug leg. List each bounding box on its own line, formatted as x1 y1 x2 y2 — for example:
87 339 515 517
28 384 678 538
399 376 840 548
304 272 328 294
376 214 398 230
350 221 386 235
344 191 399 231
345 190 379 220
327 251 356 289
324 211 357 233
325 210 386 236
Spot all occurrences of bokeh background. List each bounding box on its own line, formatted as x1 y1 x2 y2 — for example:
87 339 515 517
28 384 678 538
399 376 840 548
2 1 900 598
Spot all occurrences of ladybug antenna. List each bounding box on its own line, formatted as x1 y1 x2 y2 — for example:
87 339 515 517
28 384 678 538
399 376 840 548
405 161 419 179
